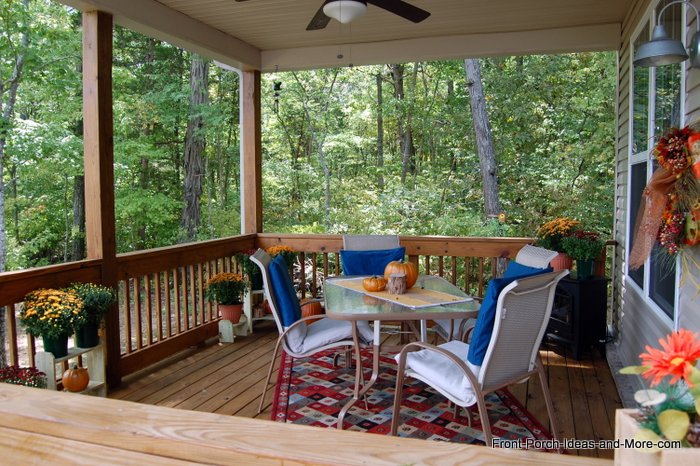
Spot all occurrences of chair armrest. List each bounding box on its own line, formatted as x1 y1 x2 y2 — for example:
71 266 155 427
278 314 326 340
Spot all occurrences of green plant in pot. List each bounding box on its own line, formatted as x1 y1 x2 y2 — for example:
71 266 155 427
70 283 116 348
236 249 262 290
19 289 85 358
205 272 249 323
561 230 605 279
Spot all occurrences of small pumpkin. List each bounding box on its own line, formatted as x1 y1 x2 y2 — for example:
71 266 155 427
300 298 324 321
383 260 418 289
362 275 387 292
62 365 89 392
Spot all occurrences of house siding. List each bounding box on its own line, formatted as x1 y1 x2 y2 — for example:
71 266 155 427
614 0 700 369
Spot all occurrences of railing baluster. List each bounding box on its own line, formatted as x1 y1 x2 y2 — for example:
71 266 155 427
298 252 306 299
145 273 153 346
311 252 318 298
134 276 143 350
198 262 205 325
438 256 444 278
123 280 132 354
424 255 430 276
174 267 182 335
189 265 197 328
155 271 163 342
5 305 19 366
465 257 471 295
27 333 36 367
180 267 188 331
451 256 457 285
323 253 329 282
478 258 485 298
334 254 340 277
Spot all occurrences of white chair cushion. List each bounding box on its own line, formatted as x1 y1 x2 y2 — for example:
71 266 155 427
284 322 308 353
515 244 558 269
300 318 372 354
396 340 481 405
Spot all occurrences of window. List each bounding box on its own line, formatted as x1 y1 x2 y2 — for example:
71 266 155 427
628 0 682 323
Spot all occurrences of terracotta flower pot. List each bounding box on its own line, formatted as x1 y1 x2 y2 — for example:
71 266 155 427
550 252 573 272
219 303 243 323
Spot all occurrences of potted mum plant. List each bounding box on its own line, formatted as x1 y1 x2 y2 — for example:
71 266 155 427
266 245 297 267
19 288 85 358
561 230 605 279
536 217 580 271
617 329 700 462
70 283 116 348
0 365 47 388
205 272 249 323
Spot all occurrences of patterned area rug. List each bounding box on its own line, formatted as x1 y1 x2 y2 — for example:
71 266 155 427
271 349 553 446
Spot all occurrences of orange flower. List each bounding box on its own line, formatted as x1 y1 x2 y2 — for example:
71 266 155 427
640 329 700 387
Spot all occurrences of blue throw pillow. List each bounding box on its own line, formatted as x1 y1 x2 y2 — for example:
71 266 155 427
269 255 301 327
339 247 406 276
503 260 552 278
467 266 551 366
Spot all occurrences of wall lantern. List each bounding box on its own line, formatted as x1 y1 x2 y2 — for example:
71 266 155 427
634 0 700 68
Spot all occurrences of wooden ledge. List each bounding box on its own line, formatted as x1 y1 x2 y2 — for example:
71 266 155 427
0 384 611 465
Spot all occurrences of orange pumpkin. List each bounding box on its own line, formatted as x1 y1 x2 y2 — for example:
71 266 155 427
384 260 418 289
362 275 387 292
300 298 324 321
62 365 89 392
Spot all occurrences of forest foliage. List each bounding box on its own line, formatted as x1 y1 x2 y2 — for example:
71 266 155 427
0 1 616 272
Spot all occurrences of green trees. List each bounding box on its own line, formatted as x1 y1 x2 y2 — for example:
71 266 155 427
0 3 616 272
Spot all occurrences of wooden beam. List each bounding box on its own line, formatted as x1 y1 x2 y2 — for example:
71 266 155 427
83 10 120 388
60 0 260 70
261 23 621 72
241 70 262 234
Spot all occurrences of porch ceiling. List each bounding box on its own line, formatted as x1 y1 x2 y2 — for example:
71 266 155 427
64 0 630 71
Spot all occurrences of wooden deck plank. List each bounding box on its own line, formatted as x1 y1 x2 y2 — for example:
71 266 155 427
546 350 577 451
564 351 598 458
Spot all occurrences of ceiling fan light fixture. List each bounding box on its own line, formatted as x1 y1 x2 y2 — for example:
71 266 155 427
323 0 368 24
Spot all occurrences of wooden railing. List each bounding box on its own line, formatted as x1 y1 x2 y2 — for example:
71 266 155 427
0 233 611 382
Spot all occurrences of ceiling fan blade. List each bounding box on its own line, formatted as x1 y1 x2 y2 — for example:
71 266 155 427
306 5 331 31
366 0 430 23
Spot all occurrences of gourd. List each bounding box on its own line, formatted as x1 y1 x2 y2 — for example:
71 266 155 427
383 261 418 289
362 275 387 292
62 365 89 392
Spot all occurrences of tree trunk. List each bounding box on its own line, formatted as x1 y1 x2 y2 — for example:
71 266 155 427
71 175 86 261
390 64 417 185
376 73 385 191
464 58 501 219
180 55 209 241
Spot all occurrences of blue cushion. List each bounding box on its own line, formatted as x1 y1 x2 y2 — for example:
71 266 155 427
503 260 549 278
339 247 406 276
269 255 301 327
467 266 552 366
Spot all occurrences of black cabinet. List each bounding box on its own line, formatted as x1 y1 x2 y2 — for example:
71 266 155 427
546 277 608 360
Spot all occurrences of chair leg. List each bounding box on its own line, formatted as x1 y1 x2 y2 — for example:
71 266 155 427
538 360 560 445
257 337 283 414
390 363 407 435
476 397 493 447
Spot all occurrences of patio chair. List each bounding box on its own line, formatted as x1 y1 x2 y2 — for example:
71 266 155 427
339 234 404 276
390 270 568 446
250 248 373 414
432 244 559 342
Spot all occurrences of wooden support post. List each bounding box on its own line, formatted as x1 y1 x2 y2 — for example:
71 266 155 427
240 70 262 235
83 11 119 388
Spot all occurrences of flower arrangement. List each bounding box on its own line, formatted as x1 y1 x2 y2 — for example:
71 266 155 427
0 366 47 388
620 329 700 447
561 230 605 261
535 217 580 251
266 245 297 266
204 272 249 305
19 289 84 338
630 125 700 271
69 283 116 325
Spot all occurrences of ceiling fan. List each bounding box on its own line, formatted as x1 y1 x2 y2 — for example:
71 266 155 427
234 0 431 31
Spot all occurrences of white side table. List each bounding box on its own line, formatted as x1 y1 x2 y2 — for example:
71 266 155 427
36 340 106 396
218 315 249 343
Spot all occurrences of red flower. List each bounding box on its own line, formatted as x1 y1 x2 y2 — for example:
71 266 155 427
640 329 700 387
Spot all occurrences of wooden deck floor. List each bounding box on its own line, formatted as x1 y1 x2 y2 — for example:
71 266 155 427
109 321 622 459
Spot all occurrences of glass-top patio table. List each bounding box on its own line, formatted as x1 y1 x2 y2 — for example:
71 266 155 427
324 275 480 429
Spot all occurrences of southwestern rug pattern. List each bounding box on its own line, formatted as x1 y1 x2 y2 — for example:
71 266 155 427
271 349 553 446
